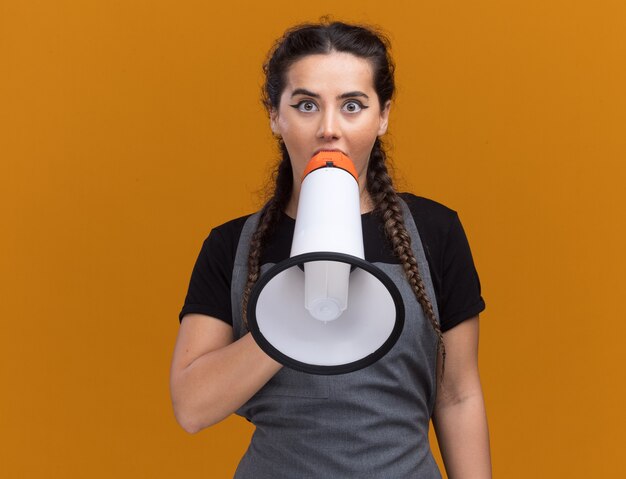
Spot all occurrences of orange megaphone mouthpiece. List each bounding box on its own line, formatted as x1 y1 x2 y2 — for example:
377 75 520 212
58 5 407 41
301 151 359 182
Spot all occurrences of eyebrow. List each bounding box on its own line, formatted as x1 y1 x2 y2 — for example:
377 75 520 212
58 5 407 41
290 88 370 100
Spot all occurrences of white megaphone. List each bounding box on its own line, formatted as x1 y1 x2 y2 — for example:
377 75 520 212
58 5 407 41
247 151 404 374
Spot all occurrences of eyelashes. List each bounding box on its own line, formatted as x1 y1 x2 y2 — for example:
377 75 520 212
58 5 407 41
290 100 318 112
289 99 369 113
342 100 367 113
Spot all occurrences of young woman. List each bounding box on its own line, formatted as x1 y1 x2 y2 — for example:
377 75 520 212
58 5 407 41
170 21 491 478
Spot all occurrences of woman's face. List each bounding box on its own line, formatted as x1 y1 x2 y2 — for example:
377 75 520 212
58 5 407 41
270 51 390 194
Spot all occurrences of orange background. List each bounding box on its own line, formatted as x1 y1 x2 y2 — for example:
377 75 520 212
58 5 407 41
1 1 625 477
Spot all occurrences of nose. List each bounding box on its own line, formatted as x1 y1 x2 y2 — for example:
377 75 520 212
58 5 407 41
317 109 341 140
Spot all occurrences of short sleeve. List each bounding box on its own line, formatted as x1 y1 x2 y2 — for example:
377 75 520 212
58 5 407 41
179 228 234 325
438 213 485 331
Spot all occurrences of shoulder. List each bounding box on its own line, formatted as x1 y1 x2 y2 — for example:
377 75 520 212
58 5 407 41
203 213 256 249
210 213 255 238
193 213 258 270
180 213 257 325
398 193 485 331
398 192 457 217
398 192 460 239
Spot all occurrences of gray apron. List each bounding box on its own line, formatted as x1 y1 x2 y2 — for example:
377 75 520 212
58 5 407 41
230 199 442 478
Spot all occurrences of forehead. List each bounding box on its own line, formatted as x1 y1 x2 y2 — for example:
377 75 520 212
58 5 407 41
283 52 375 94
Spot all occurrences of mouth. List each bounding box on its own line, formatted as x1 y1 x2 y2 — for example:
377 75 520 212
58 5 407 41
313 148 348 158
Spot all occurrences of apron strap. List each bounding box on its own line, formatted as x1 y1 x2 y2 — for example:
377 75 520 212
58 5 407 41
231 212 261 339
397 197 441 325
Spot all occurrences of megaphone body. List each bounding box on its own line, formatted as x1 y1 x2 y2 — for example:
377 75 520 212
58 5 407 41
291 153 364 322
247 151 404 375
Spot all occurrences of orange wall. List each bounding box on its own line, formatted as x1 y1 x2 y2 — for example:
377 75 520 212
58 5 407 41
1 1 625 477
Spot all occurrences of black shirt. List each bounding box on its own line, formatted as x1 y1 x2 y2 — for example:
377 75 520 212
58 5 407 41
180 193 485 332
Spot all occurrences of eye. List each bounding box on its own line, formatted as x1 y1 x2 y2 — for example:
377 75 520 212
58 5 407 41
342 100 367 113
290 100 319 112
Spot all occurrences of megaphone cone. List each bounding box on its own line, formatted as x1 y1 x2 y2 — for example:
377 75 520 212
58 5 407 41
247 151 404 375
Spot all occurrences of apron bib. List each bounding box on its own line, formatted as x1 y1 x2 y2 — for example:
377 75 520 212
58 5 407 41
230 199 442 479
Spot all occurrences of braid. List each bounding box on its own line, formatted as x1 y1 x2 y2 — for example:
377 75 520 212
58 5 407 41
241 142 293 329
366 139 447 376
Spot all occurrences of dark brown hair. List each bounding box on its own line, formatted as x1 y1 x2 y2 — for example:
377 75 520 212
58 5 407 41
243 20 445 371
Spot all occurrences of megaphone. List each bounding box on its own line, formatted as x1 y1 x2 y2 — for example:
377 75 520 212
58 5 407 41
247 151 404 375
